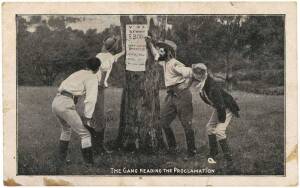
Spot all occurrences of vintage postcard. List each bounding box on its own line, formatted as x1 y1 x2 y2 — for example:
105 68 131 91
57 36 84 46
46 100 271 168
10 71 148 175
2 2 297 186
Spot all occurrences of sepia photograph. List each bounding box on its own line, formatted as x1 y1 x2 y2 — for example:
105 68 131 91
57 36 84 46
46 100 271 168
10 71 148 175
3 2 297 186
16 13 285 175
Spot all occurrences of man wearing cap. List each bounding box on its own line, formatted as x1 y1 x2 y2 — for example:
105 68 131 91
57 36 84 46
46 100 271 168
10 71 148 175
191 63 240 164
52 57 101 165
93 36 125 154
147 38 196 157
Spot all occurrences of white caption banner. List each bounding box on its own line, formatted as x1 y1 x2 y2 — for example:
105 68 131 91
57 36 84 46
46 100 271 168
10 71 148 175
125 24 148 71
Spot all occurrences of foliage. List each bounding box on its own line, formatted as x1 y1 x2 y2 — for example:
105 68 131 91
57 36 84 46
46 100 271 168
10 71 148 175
167 15 284 92
17 15 284 94
17 15 119 86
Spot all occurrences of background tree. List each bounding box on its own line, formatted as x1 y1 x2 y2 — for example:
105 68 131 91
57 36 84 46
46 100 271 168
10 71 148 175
17 15 284 95
212 16 244 90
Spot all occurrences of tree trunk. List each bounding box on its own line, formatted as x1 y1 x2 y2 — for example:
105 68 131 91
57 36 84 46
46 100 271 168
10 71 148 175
225 53 233 91
116 15 164 152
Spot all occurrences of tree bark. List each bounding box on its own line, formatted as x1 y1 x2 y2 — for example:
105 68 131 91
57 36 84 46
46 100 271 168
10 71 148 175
116 15 164 152
225 52 233 91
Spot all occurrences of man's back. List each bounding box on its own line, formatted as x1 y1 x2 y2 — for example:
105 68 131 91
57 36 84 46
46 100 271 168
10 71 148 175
58 70 97 96
160 58 192 87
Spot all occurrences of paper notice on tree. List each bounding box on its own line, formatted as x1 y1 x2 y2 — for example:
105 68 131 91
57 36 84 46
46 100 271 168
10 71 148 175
125 24 148 71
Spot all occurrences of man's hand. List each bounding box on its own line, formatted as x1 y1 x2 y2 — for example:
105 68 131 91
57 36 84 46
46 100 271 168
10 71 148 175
145 36 152 43
104 81 109 88
82 117 92 127
82 116 97 137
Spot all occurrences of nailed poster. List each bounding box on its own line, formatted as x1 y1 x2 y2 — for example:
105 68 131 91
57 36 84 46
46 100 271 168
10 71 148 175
125 24 148 71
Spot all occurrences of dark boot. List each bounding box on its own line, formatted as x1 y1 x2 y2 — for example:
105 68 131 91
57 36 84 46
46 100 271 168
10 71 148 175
55 140 69 173
219 138 233 162
92 130 106 154
58 140 69 162
163 127 177 150
81 147 94 165
185 128 196 157
208 134 218 158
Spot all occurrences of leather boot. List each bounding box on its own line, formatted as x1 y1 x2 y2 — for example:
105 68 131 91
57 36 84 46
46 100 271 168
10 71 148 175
163 127 177 150
55 140 70 173
219 138 233 162
208 134 218 158
185 128 196 157
81 147 94 165
92 130 106 154
58 140 69 162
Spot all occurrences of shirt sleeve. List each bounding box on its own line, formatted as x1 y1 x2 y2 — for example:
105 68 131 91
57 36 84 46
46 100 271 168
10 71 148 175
83 76 98 118
158 61 165 66
97 53 112 72
113 51 125 62
172 61 193 78
149 43 160 61
95 69 102 86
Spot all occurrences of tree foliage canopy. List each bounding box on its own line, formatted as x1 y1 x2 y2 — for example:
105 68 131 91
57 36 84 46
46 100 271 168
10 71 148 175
17 15 284 94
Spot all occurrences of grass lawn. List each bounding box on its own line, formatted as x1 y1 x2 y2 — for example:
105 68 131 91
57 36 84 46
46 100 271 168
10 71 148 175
17 86 284 175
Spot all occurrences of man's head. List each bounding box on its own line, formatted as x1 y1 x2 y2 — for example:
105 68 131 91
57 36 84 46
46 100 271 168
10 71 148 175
86 57 101 73
103 36 119 54
192 63 208 82
156 40 177 61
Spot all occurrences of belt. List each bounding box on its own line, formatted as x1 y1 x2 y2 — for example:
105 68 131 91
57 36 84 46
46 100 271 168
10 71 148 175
60 90 79 104
60 90 74 98
166 89 177 97
166 82 189 95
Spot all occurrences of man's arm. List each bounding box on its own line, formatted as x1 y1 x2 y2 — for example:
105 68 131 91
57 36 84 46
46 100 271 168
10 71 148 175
103 71 111 88
172 63 193 78
145 36 160 62
113 51 125 62
210 87 227 123
103 51 125 87
83 76 98 120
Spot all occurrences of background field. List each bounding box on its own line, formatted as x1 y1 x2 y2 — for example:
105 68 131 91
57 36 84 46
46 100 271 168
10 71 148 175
17 86 284 175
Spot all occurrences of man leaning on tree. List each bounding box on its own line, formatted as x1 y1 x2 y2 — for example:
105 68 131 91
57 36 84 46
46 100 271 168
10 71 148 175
93 36 125 154
146 37 196 158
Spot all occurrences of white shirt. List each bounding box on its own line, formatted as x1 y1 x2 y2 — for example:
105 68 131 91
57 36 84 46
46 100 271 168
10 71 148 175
58 70 99 118
95 51 125 86
159 58 193 87
96 52 116 72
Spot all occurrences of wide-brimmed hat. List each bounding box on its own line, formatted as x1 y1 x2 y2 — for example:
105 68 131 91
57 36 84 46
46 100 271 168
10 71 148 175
156 40 177 57
192 63 207 76
103 36 119 53
192 63 207 70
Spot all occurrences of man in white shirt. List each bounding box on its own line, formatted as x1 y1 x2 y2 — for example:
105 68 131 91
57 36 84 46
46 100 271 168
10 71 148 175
93 36 125 154
148 39 196 157
52 57 101 165
96 36 125 88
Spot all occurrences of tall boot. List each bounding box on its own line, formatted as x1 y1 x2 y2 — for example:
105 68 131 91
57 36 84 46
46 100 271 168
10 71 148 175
163 127 177 150
92 130 105 154
185 128 196 157
58 140 69 162
55 140 69 173
219 138 233 162
81 147 94 165
208 134 218 158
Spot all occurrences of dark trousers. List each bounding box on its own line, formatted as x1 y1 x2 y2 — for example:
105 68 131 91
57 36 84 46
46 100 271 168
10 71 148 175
160 88 195 152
